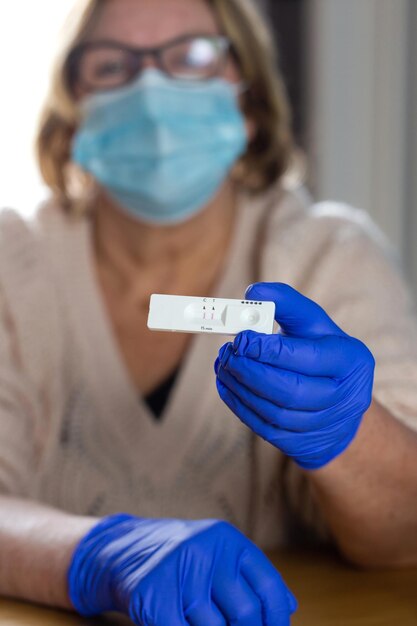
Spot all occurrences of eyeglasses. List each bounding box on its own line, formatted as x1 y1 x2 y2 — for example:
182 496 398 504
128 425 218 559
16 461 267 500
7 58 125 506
67 34 231 93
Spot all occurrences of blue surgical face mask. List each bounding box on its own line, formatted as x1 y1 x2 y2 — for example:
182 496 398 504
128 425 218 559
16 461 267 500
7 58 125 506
72 69 248 224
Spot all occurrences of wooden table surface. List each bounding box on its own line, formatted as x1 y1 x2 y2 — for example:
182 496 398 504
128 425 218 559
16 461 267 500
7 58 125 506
0 549 416 625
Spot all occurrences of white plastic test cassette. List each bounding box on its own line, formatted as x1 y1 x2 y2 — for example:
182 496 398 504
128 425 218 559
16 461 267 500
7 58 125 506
148 294 276 336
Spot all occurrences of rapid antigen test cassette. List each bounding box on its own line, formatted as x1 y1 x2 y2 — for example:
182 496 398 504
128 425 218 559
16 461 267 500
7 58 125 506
148 294 276 335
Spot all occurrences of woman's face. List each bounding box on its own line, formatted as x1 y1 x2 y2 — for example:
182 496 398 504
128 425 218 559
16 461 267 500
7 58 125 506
84 0 241 88
71 0 253 219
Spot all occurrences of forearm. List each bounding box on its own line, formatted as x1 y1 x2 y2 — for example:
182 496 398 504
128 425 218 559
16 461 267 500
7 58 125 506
308 400 417 567
0 496 96 608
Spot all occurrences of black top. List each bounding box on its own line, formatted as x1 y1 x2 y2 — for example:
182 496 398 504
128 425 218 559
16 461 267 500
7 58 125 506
143 368 180 420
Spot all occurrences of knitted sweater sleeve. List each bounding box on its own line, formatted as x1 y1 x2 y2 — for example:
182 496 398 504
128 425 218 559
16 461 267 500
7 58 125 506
0 209 64 497
301 203 417 432
261 197 417 540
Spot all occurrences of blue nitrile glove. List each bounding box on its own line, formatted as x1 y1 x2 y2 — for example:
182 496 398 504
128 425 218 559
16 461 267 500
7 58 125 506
68 513 297 625
215 283 375 470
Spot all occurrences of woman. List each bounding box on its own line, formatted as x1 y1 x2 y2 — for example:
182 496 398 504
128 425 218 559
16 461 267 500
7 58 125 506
0 0 416 623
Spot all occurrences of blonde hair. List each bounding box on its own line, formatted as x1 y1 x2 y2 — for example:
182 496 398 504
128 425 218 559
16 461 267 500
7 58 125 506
36 0 296 213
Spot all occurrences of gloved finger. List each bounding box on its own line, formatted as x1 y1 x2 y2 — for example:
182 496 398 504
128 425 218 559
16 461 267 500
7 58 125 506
217 365 342 432
214 341 233 376
245 282 345 338
212 569 263 626
131 597 189 626
216 376 358 465
293 421 361 470
240 549 297 626
232 331 357 378
184 598 227 626
216 378 278 442
217 359 366 469
219 344 342 410
181 547 227 626
264 411 361 468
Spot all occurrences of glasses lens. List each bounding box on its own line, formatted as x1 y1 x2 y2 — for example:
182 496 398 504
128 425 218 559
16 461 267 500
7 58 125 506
76 46 137 90
162 36 228 80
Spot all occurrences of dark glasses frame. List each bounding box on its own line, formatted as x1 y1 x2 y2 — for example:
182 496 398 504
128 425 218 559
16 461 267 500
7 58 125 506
66 33 231 94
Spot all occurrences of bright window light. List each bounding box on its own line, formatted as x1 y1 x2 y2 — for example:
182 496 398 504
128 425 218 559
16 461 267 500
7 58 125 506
0 1 75 217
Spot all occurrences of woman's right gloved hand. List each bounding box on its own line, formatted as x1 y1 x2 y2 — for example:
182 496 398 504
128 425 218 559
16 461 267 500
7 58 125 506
68 513 297 625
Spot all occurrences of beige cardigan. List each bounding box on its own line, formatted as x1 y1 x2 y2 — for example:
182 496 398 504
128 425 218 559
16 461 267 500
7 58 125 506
0 184 416 550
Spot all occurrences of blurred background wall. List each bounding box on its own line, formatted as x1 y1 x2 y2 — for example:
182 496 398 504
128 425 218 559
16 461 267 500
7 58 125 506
271 0 417 298
0 0 415 295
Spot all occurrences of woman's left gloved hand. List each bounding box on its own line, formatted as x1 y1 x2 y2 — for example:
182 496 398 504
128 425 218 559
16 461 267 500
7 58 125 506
215 283 375 470
68 514 297 625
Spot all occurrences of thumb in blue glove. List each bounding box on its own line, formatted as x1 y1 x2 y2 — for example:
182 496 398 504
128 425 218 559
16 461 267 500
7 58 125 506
68 513 297 625
215 283 375 470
